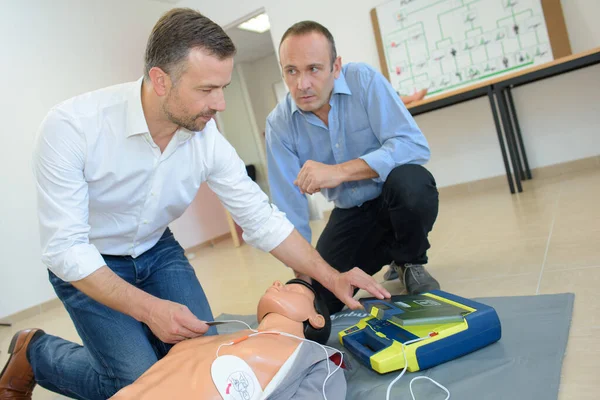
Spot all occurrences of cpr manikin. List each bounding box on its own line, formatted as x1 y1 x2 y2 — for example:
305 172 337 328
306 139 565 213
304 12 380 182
110 279 346 399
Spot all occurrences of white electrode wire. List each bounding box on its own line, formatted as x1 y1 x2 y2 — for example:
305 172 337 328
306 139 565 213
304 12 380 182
410 376 450 399
384 333 451 400
212 324 343 400
209 320 258 331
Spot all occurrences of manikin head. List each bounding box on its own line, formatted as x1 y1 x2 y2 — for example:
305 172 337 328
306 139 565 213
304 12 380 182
144 8 236 132
278 21 342 115
257 279 332 344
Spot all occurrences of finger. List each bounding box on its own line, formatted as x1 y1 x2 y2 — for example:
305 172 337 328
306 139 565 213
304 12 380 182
295 166 307 187
184 318 209 335
179 311 210 335
306 181 319 194
294 181 305 194
297 172 310 192
176 325 203 339
366 282 391 299
349 268 391 299
343 296 363 310
164 334 189 344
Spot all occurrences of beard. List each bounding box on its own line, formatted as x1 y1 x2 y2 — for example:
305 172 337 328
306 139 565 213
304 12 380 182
162 91 215 132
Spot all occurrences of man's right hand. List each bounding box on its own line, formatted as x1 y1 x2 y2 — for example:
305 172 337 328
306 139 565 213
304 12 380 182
72 266 210 345
144 299 210 344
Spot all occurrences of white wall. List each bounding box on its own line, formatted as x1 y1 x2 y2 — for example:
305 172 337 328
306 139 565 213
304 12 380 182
239 53 282 136
184 0 600 187
238 52 282 188
219 66 270 195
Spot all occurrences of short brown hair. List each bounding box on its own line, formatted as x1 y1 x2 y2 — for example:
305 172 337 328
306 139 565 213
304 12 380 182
144 8 236 82
280 21 337 66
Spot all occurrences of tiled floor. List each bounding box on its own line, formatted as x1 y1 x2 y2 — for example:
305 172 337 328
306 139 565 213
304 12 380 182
1 166 599 399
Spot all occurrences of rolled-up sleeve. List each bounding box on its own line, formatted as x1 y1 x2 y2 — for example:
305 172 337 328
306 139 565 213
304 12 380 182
33 110 106 281
359 66 430 183
206 129 294 252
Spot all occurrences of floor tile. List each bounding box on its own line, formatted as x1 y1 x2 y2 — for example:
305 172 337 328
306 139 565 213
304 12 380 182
538 266 600 336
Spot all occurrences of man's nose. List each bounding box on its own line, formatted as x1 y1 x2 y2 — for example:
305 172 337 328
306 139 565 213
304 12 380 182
211 89 226 112
297 74 311 91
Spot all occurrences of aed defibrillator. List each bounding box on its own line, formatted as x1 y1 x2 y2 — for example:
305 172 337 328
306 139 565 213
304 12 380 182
339 290 501 374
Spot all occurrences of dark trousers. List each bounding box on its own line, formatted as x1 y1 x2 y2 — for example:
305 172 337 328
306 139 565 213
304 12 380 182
314 164 439 314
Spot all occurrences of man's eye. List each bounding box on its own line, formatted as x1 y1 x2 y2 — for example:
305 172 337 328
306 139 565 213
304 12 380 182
287 69 296 75
311 67 319 72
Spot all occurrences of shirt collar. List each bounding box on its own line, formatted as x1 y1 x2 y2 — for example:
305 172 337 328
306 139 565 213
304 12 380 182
290 70 352 115
126 77 151 137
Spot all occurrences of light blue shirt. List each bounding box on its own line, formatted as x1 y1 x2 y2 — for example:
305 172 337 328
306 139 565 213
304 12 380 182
266 62 430 243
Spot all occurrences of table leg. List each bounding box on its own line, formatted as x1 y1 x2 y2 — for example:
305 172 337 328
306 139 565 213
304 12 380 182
495 87 523 192
506 88 532 180
488 87 516 194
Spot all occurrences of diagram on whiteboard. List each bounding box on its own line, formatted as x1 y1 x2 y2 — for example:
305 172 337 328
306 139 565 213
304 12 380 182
375 0 554 97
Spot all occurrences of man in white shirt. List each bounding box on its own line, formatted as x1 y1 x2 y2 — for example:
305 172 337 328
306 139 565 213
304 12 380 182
0 8 389 400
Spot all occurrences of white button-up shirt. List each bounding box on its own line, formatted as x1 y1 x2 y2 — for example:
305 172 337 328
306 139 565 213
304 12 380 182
33 78 294 282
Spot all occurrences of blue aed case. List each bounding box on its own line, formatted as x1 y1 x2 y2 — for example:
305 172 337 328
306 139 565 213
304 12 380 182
338 290 501 373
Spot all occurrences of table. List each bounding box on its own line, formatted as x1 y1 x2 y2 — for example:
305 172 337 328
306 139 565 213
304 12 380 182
406 46 600 194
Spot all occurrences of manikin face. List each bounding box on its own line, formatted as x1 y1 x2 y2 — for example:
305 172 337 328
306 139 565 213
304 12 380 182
160 47 233 131
257 281 325 329
279 32 341 114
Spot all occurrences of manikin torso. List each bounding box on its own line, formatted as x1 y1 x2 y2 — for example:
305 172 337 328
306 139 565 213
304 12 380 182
111 281 327 399
111 329 301 399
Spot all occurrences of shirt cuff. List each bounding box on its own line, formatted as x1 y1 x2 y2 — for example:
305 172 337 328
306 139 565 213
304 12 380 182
43 243 106 282
360 150 395 183
242 204 295 252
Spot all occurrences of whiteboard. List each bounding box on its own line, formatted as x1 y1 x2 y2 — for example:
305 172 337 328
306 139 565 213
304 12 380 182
374 0 555 97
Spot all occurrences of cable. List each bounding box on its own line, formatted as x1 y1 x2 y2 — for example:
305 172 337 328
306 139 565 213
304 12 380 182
385 334 450 400
209 320 258 331
212 322 343 400
211 320 449 399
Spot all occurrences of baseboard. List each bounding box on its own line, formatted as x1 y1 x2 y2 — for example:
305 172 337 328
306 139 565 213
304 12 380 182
0 297 63 326
438 155 600 196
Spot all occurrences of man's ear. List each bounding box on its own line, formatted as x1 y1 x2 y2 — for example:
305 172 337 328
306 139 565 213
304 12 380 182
333 56 342 78
308 313 326 329
148 66 170 97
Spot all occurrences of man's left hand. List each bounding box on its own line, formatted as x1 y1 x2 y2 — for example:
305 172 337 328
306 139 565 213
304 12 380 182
294 160 344 195
328 267 391 310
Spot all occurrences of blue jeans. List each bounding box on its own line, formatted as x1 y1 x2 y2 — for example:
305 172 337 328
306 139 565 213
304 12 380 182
28 229 217 399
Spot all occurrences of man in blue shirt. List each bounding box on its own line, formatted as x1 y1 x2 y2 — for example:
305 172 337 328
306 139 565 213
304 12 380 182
266 21 441 314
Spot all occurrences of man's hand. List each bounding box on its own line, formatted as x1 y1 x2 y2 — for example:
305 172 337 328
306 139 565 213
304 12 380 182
294 160 345 194
144 299 209 344
327 267 391 310
71 267 209 345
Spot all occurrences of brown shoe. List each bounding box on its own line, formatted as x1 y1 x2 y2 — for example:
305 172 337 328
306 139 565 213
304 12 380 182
0 329 45 399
